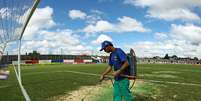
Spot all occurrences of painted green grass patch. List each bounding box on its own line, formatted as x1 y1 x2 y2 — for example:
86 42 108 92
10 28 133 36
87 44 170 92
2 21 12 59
134 82 159 101
92 81 158 101
137 64 201 101
151 82 201 101
138 64 201 84
92 64 201 101
91 83 113 101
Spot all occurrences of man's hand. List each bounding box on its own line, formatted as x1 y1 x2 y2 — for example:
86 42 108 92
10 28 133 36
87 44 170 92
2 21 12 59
100 65 112 82
99 75 105 82
112 70 121 77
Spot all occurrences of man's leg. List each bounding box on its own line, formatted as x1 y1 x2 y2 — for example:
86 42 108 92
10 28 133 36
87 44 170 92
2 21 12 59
113 80 122 101
120 79 134 101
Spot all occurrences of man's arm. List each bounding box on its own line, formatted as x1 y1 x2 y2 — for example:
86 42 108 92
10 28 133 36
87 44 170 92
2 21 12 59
119 60 129 72
100 65 112 81
113 61 129 77
102 65 112 75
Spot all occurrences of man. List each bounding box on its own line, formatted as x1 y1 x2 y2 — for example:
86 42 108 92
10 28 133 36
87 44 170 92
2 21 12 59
99 40 134 101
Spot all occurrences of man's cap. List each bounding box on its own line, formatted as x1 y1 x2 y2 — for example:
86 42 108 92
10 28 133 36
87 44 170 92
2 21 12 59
100 40 113 51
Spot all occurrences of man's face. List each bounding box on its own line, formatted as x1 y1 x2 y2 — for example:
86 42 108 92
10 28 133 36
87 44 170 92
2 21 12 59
104 45 111 53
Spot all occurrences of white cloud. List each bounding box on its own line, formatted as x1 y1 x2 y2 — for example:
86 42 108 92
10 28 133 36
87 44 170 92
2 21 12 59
148 8 200 21
83 16 149 33
7 7 93 55
125 40 201 58
90 10 104 15
29 6 55 28
85 10 104 24
155 32 168 40
116 16 149 32
135 23 201 58
23 6 56 40
170 24 201 44
92 34 113 45
68 9 104 24
40 29 80 46
0 8 11 19
83 20 114 33
19 29 94 55
124 0 201 21
68 10 87 20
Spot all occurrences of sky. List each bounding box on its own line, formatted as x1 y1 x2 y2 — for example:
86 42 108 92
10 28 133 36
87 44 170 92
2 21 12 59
2 0 201 58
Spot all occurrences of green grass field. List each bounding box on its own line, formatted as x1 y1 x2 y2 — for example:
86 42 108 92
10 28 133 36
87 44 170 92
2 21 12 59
0 64 201 101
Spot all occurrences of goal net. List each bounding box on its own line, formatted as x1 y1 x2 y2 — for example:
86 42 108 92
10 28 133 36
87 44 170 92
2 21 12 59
0 0 40 101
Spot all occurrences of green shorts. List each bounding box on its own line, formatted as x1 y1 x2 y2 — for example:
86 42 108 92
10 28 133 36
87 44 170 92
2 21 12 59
113 78 134 101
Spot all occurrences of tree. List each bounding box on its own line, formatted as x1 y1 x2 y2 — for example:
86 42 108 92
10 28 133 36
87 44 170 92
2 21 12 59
153 56 160 59
171 55 178 59
164 54 169 59
28 50 40 60
193 57 198 60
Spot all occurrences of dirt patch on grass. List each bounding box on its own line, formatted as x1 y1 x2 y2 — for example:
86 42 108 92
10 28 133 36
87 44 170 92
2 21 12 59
49 80 111 101
49 80 145 101
195 64 201 67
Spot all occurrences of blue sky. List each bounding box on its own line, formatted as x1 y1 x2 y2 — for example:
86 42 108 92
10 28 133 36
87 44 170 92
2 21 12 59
2 0 201 58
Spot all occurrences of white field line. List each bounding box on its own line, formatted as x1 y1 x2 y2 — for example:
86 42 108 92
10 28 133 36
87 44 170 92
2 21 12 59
23 70 101 76
146 79 201 87
0 71 100 89
1 70 201 89
23 70 201 87
59 71 201 87
0 85 10 89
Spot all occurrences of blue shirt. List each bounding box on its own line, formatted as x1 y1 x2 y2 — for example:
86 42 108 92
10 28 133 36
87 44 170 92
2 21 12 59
109 48 129 81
